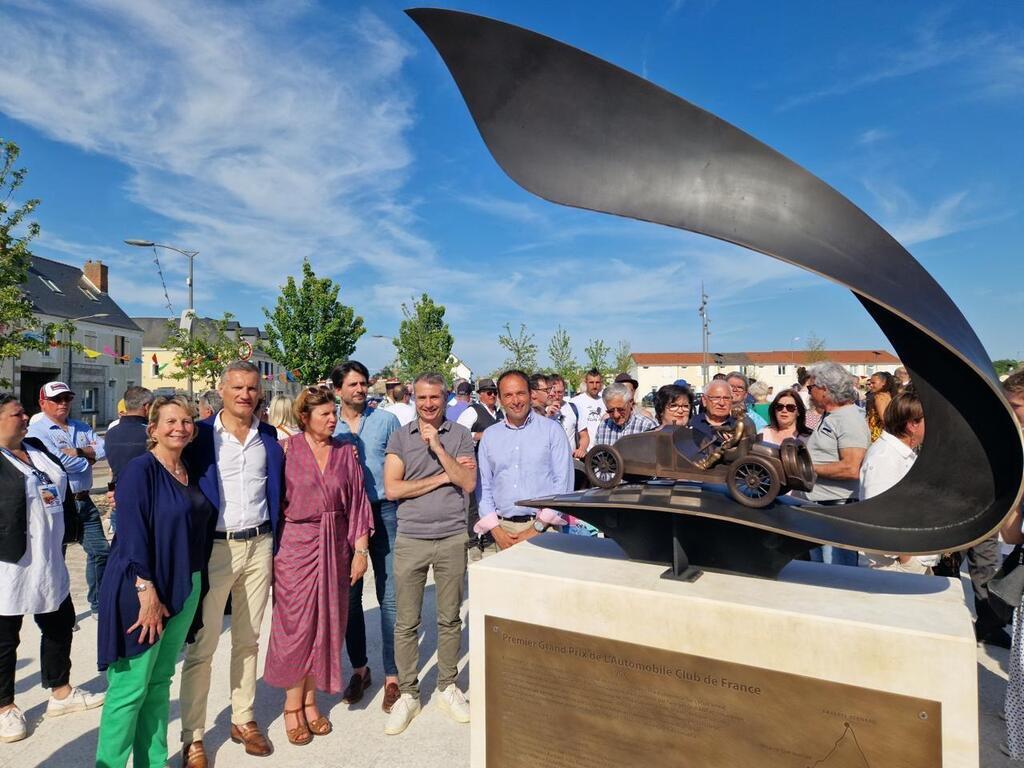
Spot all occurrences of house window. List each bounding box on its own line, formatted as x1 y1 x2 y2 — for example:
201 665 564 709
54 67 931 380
114 335 128 365
37 275 62 293
777 365 786 375
79 286 99 302
80 387 100 413
151 359 160 377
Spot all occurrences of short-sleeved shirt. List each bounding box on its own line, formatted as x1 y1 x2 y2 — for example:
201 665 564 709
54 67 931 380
386 419 475 539
801 403 870 502
334 405 399 504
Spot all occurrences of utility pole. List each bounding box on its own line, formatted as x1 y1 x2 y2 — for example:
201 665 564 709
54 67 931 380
698 284 710 389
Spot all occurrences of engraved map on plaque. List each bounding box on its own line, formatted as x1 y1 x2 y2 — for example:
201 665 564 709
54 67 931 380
485 616 941 768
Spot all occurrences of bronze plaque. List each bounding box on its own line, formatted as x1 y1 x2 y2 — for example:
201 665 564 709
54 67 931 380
485 617 941 767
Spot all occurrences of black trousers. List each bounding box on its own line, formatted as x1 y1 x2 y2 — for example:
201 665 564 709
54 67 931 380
0 594 75 706
967 535 1004 635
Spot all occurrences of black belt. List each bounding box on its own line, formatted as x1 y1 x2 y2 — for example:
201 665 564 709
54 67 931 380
502 515 536 523
214 521 271 541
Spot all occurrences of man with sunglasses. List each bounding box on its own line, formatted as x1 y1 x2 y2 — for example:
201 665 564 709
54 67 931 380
28 381 108 614
593 382 656 446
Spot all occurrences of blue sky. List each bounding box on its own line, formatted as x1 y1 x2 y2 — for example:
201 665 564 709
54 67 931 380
0 0 1021 375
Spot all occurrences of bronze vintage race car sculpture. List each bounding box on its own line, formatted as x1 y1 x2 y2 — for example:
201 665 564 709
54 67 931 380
584 406 816 510
409 9 1024 578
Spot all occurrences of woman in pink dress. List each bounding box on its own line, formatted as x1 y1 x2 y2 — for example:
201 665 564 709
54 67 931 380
264 386 371 745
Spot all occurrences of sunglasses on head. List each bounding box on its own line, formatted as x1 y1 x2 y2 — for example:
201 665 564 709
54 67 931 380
306 385 331 395
774 403 797 412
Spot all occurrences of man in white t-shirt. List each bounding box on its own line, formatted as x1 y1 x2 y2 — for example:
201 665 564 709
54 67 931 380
570 368 605 444
549 374 589 459
381 382 416 426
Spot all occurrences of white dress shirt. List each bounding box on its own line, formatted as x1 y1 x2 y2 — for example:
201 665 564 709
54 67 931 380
213 413 270 532
859 430 938 568
382 400 416 426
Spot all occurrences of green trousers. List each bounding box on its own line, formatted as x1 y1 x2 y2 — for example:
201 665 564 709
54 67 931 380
95 572 201 768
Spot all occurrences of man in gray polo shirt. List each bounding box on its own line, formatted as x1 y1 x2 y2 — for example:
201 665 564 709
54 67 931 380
383 372 476 735
796 361 870 566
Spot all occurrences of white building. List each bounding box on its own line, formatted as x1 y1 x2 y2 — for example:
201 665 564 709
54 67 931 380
448 353 473 383
630 350 901 399
10 257 143 427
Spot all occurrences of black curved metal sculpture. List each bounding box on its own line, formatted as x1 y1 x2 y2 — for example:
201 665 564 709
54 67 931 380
408 8 1024 577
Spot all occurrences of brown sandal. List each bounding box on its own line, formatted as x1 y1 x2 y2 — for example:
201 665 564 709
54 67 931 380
283 707 312 746
306 712 332 736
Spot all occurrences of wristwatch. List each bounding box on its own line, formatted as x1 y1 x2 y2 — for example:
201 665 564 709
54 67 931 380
532 520 546 533
135 581 149 593
355 548 370 557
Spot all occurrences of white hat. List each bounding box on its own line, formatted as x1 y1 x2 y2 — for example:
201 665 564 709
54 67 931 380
40 381 74 399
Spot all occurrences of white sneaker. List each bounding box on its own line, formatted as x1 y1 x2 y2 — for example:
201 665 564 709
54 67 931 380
45 687 105 718
0 706 26 743
436 684 470 723
383 693 421 735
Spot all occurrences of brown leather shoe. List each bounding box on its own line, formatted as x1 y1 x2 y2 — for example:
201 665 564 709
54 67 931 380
182 741 208 768
230 721 273 756
382 682 401 713
342 668 371 704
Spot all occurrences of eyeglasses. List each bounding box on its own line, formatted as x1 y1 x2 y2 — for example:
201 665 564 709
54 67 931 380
808 382 823 390
728 385 746 392
531 386 549 392
666 403 689 412
606 407 629 415
774 403 798 413
705 395 731 403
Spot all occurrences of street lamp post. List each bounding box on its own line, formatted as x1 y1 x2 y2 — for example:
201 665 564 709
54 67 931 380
124 239 198 398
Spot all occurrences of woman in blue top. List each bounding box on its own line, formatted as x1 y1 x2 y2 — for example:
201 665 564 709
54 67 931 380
95 396 215 768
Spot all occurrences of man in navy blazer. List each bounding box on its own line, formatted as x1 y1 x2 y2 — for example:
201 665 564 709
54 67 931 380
179 361 284 766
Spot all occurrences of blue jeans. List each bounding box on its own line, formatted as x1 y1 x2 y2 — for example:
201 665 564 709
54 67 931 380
346 501 398 676
808 545 860 567
77 496 110 612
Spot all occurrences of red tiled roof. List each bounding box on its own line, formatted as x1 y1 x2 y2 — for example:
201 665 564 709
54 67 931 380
632 350 900 366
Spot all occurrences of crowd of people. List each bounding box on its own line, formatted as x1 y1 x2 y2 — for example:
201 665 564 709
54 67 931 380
0 358 1022 763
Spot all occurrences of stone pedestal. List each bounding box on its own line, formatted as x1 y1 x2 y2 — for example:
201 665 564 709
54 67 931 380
468 535 978 767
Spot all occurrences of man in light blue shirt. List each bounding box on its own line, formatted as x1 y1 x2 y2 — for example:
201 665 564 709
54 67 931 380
27 381 108 612
331 361 403 712
475 370 574 550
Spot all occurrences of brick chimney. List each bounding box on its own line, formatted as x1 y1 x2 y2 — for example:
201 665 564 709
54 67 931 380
83 260 108 293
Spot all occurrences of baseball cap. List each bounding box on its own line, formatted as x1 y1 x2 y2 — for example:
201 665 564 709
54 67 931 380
455 382 473 395
613 372 639 389
40 381 74 400
673 378 690 389
476 378 497 392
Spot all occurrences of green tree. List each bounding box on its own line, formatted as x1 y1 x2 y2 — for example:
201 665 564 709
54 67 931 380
498 323 538 372
612 339 633 374
262 259 365 383
393 293 454 384
547 325 580 389
163 313 246 390
994 359 1020 377
804 332 828 363
583 338 611 377
0 139 67 387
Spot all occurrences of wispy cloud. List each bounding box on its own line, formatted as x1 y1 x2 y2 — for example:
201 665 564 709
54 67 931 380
857 128 891 146
778 9 1022 111
455 194 547 225
0 0 419 298
860 181 1006 246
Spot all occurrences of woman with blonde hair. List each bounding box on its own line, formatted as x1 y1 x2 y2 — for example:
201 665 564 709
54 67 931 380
95 396 215 768
269 394 300 438
264 386 372 744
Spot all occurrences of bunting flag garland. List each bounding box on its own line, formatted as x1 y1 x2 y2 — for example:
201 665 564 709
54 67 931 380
83 349 102 359
133 357 143 364
285 371 295 382
151 353 159 364
102 345 114 356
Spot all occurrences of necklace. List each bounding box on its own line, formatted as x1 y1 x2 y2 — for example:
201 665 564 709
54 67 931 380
152 452 188 483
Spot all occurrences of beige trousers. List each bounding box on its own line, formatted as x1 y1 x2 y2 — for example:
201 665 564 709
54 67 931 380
179 534 273 742
393 532 468 698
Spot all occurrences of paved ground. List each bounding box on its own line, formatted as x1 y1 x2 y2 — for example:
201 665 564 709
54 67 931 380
1 464 1017 766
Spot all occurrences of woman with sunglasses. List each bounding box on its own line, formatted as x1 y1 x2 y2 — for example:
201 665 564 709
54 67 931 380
263 386 372 745
0 394 101 744
760 389 812 446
